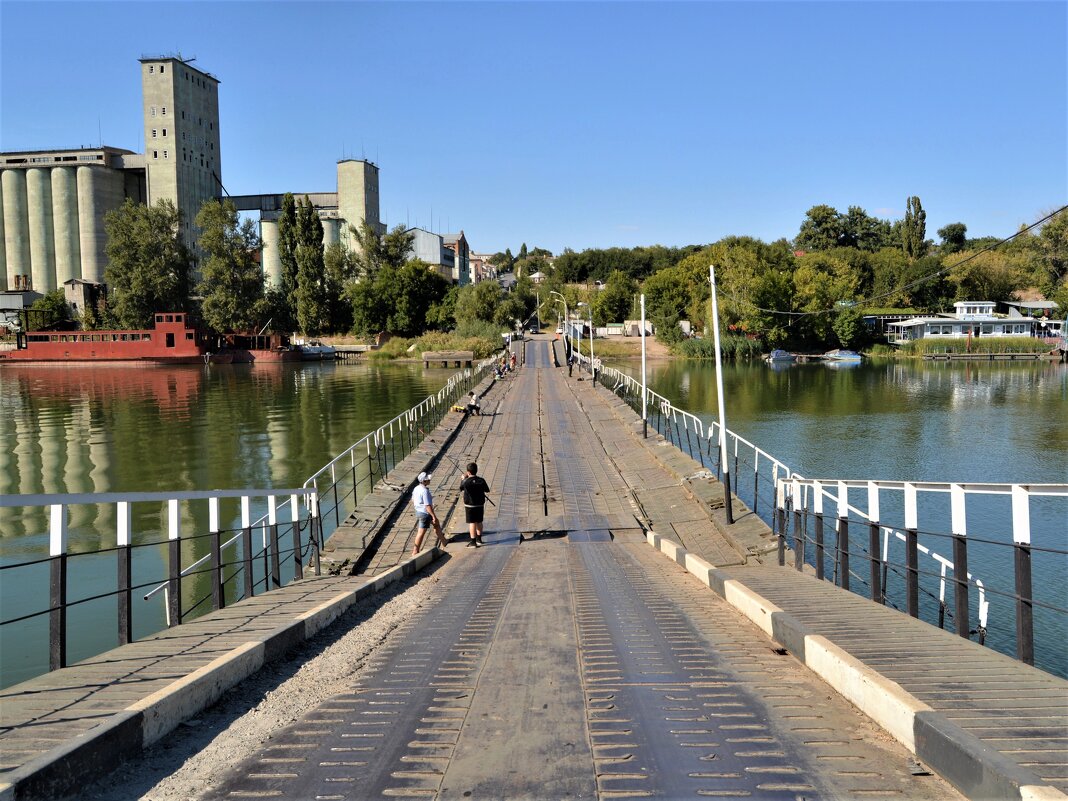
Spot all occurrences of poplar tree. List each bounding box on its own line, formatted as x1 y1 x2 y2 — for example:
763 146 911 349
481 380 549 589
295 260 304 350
294 197 328 335
902 196 928 260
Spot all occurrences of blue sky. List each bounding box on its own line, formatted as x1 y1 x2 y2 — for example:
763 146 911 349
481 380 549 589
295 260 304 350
2 1 1065 254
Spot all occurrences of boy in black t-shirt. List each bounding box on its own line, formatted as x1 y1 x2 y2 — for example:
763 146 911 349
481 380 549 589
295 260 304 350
459 462 491 547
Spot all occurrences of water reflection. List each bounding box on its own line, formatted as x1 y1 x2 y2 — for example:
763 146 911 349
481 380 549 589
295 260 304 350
0 361 456 687
616 357 1068 676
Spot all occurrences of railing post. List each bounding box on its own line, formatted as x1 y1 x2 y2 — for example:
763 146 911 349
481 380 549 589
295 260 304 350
291 494 304 581
752 454 760 516
904 483 919 618
49 504 68 671
241 496 254 600
951 484 969 639
268 496 281 589
775 479 786 567
813 481 825 581
867 483 883 604
332 463 340 528
209 497 224 610
167 499 182 627
837 482 849 591
792 479 804 571
1012 485 1034 664
117 501 133 645
311 494 322 576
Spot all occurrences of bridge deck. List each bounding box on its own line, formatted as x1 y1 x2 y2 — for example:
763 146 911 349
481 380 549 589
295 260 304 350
1 338 1064 800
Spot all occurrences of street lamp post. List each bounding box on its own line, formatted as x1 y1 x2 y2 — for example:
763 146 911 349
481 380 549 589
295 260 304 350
640 293 648 438
577 302 596 385
709 264 734 524
550 290 569 353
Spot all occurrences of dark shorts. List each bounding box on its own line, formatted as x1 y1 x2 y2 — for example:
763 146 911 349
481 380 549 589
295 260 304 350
465 505 484 524
416 512 432 529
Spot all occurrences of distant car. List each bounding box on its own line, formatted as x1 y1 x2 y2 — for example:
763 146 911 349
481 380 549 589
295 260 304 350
528 326 539 334
555 326 564 334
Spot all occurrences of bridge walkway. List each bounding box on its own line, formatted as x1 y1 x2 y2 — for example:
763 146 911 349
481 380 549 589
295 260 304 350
203 339 965 800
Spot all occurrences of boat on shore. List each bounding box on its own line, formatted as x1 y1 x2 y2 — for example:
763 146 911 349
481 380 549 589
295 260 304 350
295 340 337 361
765 349 795 364
822 348 863 363
0 313 300 364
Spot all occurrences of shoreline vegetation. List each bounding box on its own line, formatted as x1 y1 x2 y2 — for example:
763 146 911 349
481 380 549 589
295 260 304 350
318 332 1059 363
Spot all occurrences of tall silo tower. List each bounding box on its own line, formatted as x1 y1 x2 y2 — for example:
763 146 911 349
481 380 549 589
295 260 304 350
140 55 222 271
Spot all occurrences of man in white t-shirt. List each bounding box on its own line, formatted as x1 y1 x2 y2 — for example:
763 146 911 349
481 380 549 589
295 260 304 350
411 471 444 555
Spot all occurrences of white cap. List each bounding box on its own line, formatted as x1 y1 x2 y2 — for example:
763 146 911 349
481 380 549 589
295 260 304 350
418 472 432 483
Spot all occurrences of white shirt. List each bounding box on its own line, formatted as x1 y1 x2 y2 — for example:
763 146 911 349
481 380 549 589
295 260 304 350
412 483 433 514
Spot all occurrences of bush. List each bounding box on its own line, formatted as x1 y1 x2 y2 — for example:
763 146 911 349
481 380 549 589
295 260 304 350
902 337 1051 356
676 334 763 361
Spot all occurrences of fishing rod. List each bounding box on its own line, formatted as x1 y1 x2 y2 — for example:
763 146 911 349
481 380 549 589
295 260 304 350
436 451 496 507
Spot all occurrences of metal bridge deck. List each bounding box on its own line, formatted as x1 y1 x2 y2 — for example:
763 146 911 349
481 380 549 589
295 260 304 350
4 338 1063 800
205 340 961 800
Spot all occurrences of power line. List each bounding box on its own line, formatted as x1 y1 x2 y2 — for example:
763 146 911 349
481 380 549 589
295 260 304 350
735 204 1068 319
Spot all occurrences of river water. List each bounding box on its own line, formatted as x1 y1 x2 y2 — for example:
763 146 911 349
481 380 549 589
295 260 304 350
1 357 1065 684
614 357 1067 677
0 361 454 687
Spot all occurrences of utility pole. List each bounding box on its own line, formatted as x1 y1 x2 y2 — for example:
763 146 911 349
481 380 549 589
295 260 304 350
710 265 734 524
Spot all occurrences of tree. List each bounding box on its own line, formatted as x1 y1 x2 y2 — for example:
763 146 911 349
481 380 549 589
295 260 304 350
945 249 1029 304
274 192 299 331
295 197 327 335
593 270 636 325
937 222 967 254
195 199 266 332
841 206 893 252
349 222 414 280
348 258 450 336
323 242 357 333
1035 209 1068 296
104 198 192 329
832 306 864 348
795 205 843 252
902 196 928 260
518 243 528 260
455 280 503 324
27 290 70 331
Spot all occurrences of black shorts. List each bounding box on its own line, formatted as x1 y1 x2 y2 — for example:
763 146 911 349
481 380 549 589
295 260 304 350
465 506 484 524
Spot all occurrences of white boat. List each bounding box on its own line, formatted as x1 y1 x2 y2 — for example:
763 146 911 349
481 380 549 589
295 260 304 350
298 341 337 361
765 349 795 364
822 349 862 362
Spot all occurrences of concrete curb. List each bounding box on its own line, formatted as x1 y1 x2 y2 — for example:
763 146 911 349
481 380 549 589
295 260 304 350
0 548 439 801
642 530 1067 801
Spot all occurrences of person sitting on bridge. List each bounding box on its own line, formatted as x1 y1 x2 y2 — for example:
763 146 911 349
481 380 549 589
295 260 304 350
460 462 490 548
411 472 445 555
465 391 481 416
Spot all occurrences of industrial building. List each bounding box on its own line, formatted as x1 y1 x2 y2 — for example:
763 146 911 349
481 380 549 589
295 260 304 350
1 55 383 295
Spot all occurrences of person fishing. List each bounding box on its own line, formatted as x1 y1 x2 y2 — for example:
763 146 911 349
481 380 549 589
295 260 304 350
465 391 481 416
411 471 445 555
459 462 491 548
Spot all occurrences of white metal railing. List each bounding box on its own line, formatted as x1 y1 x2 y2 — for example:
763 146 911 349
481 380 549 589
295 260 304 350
1 488 316 673
302 354 500 539
589 358 1068 670
775 478 1068 666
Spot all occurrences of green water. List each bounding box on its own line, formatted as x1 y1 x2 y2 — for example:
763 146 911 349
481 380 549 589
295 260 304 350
0 361 454 686
614 357 1068 676
1 357 1065 683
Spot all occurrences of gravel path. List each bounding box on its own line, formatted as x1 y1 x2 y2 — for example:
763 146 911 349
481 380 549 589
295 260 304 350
83 567 444 801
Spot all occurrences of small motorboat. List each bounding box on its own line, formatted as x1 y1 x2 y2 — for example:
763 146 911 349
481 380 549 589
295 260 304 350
822 349 862 362
298 341 337 361
765 349 795 364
